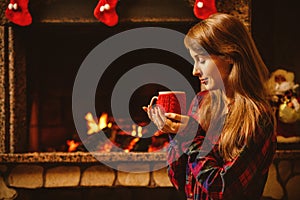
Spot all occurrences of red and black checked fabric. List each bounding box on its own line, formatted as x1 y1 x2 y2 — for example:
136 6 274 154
167 91 277 200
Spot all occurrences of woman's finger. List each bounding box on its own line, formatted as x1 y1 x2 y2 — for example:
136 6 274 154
142 106 148 112
165 113 180 121
164 119 178 133
148 106 156 121
153 107 165 129
165 113 189 124
156 107 166 123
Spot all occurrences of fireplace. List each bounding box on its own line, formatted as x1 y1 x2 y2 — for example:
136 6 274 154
24 23 200 153
0 0 252 155
5 1 292 200
0 0 251 153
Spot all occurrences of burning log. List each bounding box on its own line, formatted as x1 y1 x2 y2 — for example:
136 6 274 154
66 112 170 153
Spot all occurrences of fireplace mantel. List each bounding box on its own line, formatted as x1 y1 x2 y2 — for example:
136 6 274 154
0 0 250 26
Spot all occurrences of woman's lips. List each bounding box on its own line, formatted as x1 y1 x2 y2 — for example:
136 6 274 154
200 77 208 85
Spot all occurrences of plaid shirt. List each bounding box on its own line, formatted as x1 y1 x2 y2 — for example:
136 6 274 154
167 91 277 200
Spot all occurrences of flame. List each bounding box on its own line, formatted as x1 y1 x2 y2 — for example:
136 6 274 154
124 138 140 153
67 140 80 152
100 143 113 152
131 125 143 137
131 124 137 136
123 124 143 152
148 141 169 152
85 112 108 135
137 126 143 137
99 113 108 130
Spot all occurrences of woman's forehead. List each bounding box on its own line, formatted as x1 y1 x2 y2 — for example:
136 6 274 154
189 48 209 57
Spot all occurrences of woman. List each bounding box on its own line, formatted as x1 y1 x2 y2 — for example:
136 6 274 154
144 13 276 199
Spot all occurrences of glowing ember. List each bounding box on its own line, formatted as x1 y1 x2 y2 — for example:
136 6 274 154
124 138 140 152
99 142 114 152
67 140 80 152
148 140 168 152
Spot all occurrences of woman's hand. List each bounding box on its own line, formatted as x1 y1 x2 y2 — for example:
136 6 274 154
142 106 189 134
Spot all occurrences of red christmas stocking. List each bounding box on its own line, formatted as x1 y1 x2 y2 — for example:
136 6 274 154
194 0 217 20
94 0 119 27
5 0 32 26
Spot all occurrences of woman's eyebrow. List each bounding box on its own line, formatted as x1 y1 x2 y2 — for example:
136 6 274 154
196 54 209 58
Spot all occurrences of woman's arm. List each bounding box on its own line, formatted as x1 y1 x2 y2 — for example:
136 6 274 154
167 116 205 190
188 121 276 199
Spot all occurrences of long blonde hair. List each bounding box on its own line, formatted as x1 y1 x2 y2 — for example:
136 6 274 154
184 13 275 161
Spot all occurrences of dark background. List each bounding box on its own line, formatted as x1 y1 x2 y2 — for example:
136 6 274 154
252 0 300 82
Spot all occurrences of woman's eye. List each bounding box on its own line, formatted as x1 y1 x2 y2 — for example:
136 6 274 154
199 58 206 64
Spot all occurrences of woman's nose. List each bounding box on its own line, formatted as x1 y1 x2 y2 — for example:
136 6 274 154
192 64 201 76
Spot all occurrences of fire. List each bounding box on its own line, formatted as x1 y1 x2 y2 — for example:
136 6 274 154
100 143 113 152
81 112 165 153
131 124 143 137
123 124 144 152
124 138 140 153
137 126 143 137
148 141 169 152
85 112 110 135
131 124 137 136
67 140 80 152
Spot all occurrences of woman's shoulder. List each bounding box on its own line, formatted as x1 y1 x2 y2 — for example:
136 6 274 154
188 90 212 118
254 110 276 142
258 111 275 130
197 90 210 98
193 90 210 104
190 90 210 109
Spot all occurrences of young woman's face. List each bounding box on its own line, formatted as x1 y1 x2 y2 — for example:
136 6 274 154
189 49 232 91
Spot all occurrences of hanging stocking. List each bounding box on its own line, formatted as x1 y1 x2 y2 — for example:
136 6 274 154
5 0 32 26
193 0 217 20
94 0 119 27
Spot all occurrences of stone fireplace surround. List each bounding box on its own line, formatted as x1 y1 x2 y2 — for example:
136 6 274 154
0 0 300 200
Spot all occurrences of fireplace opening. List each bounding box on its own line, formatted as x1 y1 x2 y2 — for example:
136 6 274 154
20 23 199 152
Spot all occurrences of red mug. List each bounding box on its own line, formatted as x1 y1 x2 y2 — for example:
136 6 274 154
149 91 186 115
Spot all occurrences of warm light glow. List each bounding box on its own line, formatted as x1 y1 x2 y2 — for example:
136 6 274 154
100 143 113 152
148 141 169 152
85 112 108 135
124 138 140 152
131 124 137 136
67 140 80 152
131 124 143 137
137 126 143 137
99 113 108 130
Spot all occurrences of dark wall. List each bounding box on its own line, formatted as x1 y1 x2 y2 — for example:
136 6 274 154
252 0 300 81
